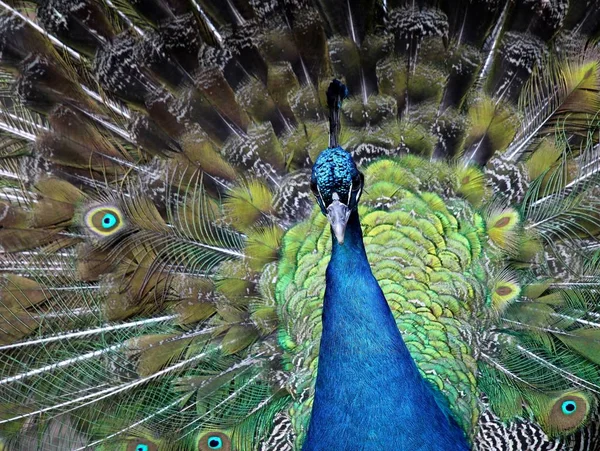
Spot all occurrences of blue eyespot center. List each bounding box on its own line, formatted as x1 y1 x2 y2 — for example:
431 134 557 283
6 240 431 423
562 400 577 415
207 436 223 449
102 213 117 229
136 444 149 451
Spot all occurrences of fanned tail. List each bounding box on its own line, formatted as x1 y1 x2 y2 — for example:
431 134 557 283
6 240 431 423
1 1 600 450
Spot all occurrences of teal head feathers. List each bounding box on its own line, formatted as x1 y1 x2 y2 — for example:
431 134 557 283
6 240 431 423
311 147 363 244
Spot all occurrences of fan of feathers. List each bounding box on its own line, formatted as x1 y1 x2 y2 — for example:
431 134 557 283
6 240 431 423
2 0 600 450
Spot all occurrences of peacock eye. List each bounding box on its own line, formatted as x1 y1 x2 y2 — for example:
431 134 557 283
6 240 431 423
84 205 125 236
207 436 223 449
562 400 577 415
126 439 157 451
199 432 229 451
102 212 117 229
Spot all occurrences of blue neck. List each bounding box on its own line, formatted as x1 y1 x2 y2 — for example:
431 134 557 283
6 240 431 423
303 211 469 450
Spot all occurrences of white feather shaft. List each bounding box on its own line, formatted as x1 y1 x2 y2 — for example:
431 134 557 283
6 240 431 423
0 346 218 424
516 344 600 393
0 1 82 61
0 344 124 385
0 314 176 351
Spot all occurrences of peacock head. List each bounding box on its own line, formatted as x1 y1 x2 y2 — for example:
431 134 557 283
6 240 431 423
311 146 364 245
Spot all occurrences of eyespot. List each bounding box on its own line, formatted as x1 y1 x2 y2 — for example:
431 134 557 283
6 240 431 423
561 400 577 415
102 212 117 229
199 432 230 451
546 392 589 433
84 206 125 236
125 440 158 451
207 436 222 449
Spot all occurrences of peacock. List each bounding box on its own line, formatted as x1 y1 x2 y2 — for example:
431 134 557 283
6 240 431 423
3 0 600 449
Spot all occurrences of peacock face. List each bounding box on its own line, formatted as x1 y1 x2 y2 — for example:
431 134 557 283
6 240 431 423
311 146 364 244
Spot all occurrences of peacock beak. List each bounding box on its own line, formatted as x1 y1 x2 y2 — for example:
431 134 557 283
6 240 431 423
327 192 351 245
